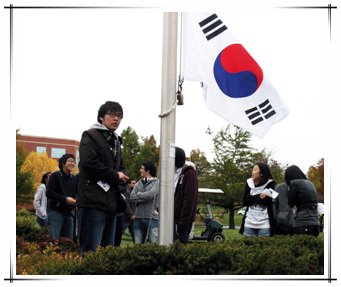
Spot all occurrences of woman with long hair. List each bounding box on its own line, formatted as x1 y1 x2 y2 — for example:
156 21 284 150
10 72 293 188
239 162 276 237
33 172 51 227
285 165 320 236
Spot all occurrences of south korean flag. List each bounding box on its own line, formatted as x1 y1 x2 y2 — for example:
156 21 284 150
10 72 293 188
181 12 289 138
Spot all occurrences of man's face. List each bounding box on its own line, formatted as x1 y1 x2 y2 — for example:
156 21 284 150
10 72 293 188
140 166 149 178
100 110 122 131
63 158 76 174
128 180 136 189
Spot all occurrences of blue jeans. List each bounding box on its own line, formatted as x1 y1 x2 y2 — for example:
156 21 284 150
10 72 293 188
47 211 74 241
133 218 158 244
36 215 48 228
243 227 271 237
78 208 117 254
174 224 192 244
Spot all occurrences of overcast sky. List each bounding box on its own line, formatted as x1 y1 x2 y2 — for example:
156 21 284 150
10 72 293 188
7 3 335 174
1 0 340 284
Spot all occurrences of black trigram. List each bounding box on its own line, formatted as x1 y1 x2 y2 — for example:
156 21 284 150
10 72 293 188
245 99 276 125
199 14 228 41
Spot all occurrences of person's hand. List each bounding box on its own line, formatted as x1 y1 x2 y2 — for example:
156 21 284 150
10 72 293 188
131 215 135 221
118 172 129 184
260 193 267 199
66 197 76 205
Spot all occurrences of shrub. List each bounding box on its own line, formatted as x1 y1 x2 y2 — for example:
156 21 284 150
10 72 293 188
16 236 80 275
16 203 35 213
16 210 80 254
16 235 323 275
16 212 49 242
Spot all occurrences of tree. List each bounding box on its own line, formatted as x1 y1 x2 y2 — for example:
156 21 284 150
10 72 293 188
187 149 211 180
16 129 34 202
121 126 161 180
254 148 286 184
21 152 59 192
136 142 156 173
16 153 34 202
308 158 324 202
207 124 256 229
16 129 28 158
121 126 141 180
141 135 160 168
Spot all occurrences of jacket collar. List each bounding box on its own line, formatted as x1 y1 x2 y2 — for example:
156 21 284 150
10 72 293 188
59 169 73 178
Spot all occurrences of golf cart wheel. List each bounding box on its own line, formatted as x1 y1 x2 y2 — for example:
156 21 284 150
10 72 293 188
211 232 225 242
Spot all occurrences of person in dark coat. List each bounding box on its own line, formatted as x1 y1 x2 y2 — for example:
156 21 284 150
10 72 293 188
76 101 129 253
46 154 77 241
273 182 294 235
285 165 320 236
121 179 137 242
173 147 198 244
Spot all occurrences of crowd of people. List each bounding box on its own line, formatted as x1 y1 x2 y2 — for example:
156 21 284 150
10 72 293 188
33 100 321 254
239 163 321 237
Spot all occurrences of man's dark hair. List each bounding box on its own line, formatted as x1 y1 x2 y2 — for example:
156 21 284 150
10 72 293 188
97 101 123 124
175 147 186 169
127 178 136 185
41 172 51 184
142 161 157 177
59 154 75 170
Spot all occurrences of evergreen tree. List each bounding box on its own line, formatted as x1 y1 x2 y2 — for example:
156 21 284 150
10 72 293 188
16 130 34 203
207 124 255 229
121 127 160 180
120 126 141 180
188 149 211 182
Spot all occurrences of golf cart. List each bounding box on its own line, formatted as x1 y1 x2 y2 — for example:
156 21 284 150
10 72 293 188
191 188 225 242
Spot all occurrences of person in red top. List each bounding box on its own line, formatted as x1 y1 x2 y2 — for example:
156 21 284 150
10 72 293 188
173 147 198 244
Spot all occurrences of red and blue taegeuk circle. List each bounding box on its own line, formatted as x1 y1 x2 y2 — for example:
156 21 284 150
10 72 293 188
213 44 263 98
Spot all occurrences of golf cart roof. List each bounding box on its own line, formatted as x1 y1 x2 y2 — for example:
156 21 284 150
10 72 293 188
198 188 224 194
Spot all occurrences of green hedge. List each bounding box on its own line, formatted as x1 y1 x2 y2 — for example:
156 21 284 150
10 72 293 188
16 209 323 275
17 235 323 275
16 209 49 242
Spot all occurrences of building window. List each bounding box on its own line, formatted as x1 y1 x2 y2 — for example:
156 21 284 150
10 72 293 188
51 148 66 158
76 150 79 165
36 146 46 154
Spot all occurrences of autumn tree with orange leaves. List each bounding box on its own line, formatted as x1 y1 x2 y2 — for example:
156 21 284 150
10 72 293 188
308 158 324 202
21 152 59 194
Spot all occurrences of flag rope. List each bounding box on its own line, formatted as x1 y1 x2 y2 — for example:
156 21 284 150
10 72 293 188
158 99 179 118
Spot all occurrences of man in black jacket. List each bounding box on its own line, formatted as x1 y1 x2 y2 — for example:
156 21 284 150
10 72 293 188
77 101 129 253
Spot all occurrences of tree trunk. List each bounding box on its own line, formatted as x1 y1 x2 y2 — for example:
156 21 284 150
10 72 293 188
229 206 235 229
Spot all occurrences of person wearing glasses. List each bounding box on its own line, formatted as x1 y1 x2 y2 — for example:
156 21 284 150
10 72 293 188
77 101 129 253
130 161 159 244
46 154 78 241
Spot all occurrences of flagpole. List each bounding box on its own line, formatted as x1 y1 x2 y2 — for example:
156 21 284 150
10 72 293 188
158 12 178 246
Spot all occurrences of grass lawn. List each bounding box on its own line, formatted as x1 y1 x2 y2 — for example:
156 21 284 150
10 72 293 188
119 213 324 247
119 214 245 247
119 227 243 247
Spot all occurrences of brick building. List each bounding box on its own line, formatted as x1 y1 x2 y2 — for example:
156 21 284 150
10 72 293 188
17 135 80 162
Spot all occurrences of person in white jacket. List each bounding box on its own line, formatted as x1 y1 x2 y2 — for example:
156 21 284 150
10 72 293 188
33 172 51 227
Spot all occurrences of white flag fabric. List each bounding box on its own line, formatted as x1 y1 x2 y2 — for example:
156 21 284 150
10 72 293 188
181 12 289 138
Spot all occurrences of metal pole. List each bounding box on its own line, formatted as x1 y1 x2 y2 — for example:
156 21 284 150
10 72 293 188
158 12 178 246
10 4 13 118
